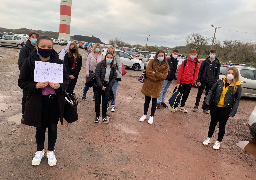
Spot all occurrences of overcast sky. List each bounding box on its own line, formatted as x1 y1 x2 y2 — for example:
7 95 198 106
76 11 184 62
1 0 256 47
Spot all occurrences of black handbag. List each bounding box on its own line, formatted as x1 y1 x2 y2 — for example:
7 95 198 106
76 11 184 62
63 91 78 123
85 73 96 87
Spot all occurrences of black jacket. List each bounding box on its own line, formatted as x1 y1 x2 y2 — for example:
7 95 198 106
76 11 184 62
198 57 220 83
205 79 242 117
18 40 35 70
166 55 178 81
18 49 70 127
64 53 82 77
93 61 117 89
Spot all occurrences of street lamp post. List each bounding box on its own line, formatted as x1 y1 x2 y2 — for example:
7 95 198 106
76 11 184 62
211 24 221 49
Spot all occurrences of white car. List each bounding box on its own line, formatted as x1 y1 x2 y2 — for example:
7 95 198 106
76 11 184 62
0 35 26 48
248 106 256 139
219 66 256 98
117 50 144 71
53 39 60 44
142 54 156 68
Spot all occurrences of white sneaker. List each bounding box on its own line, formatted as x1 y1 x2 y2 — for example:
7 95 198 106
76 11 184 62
47 151 57 166
213 141 221 150
148 116 154 124
32 150 45 166
180 107 188 113
111 105 115 112
203 138 211 145
139 115 147 122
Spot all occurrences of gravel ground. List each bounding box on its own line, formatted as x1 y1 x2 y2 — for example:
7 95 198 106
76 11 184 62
0 45 256 180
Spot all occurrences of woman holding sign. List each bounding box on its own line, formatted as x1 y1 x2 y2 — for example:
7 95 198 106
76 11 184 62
18 36 70 166
64 42 82 95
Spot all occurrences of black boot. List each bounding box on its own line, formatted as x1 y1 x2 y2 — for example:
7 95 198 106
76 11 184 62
21 114 25 124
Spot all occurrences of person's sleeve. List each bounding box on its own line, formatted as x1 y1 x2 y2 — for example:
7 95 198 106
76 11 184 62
192 63 200 84
177 61 184 84
145 60 158 82
73 57 82 77
95 63 103 89
18 59 37 93
215 62 220 82
197 61 205 82
18 48 27 70
86 53 91 74
205 80 219 104
64 53 71 75
116 56 122 81
154 65 169 81
229 85 242 117
110 69 117 87
58 63 71 92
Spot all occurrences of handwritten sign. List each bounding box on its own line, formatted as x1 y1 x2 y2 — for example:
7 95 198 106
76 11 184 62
34 62 63 83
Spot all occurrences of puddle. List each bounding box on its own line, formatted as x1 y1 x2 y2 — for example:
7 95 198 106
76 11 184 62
8 113 22 125
237 141 256 155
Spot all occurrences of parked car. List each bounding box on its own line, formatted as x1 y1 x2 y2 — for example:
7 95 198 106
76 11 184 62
118 50 144 71
142 54 156 68
123 48 138 56
0 35 26 48
53 39 60 44
219 66 256 98
59 40 68 45
248 106 256 139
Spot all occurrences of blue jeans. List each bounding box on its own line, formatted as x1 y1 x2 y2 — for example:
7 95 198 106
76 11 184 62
111 80 119 105
157 80 172 103
83 70 93 94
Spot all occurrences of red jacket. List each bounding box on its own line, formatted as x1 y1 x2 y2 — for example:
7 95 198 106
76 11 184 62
177 56 199 85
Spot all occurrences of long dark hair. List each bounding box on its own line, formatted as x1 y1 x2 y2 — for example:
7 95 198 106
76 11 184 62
68 42 81 58
103 52 115 68
153 50 168 67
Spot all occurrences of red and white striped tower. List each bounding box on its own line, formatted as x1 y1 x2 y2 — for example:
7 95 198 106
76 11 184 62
58 0 72 40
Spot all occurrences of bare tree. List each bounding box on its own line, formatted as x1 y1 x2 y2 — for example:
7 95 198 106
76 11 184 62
186 33 209 58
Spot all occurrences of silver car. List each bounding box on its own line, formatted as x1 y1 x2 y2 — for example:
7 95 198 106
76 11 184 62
0 35 26 48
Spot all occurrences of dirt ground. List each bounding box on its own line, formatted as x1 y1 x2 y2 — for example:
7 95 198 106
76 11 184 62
0 45 256 180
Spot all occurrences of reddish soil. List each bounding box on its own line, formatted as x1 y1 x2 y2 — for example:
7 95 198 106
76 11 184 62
0 45 256 180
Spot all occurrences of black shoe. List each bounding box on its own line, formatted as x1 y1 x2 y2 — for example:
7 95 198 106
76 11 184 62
82 94 86 100
21 114 25 124
92 95 95 101
162 102 168 108
193 106 198 112
103 117 109 124
157 103 161 109
94 117 99 123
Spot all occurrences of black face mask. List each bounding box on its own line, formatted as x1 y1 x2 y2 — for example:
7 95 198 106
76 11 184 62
70 49 76 53
38 48 53 58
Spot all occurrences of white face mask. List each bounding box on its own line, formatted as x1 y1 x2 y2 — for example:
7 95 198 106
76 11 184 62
173 54 178 59
227 74 234 80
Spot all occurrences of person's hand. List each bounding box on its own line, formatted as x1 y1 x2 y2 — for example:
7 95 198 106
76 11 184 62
86 74 89 77
36 82 48 89
206 103 209 105
176 84 180 88
152 71 155 74
49 82 60 89
102 86 106 91
197 81 201 86
69 75 75 79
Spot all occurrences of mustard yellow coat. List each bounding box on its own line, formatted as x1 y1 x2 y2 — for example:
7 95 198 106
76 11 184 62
141 59 169 98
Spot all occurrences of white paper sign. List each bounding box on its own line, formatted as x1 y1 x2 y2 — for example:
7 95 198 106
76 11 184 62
34 61 63 83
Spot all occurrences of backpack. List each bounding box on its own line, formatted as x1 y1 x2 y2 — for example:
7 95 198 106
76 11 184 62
138 70 147 83
183 60 198 76
169 87 181 112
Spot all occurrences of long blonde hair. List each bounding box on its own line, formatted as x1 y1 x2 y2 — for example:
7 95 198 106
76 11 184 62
225 67 240 92
107 46 117 57
93 43 102 54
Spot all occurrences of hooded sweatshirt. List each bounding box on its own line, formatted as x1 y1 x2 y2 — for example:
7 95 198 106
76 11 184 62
177 55 199 85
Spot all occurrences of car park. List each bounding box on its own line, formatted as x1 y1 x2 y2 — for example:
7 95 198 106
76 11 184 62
219 66 256 98
248 106 256 139
53 39 60 44
123 48 138 56
0 35 26 48
59 39 68 45
142 54 156 68
117 50 144 71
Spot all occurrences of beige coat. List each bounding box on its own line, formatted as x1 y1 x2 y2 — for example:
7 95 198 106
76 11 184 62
141 59 169 98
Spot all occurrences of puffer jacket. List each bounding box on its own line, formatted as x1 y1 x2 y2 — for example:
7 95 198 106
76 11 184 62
205 78 242 117
18 40 35 70
177 55 199 85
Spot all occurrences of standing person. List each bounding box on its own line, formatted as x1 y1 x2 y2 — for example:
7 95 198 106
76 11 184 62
64 42 82 95
157 50 179 109
93 52 117 123
82 43 104 100
176 49 199 113
18 31 40 124
203 67 242 150
18 36 70 166
193 50 220 113
139 50 169 124
106 46 122 112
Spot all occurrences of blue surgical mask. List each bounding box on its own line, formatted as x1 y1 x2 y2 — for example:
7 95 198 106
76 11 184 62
31 39 37 45
210 54 215 59
95 48 100 52
106 58 113 64
190 55 196 60
157 57 164 61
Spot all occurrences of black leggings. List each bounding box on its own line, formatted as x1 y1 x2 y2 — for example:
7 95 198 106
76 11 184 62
144 96 157 117
208 105 230 142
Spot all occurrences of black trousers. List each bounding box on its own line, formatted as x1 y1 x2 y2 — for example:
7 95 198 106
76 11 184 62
179 83 192 107
195 81 215 107
94 87 108 118
144 96 157 117
208 105 230 142
67 76 78 94
22 89 28 114
36 95 59 151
